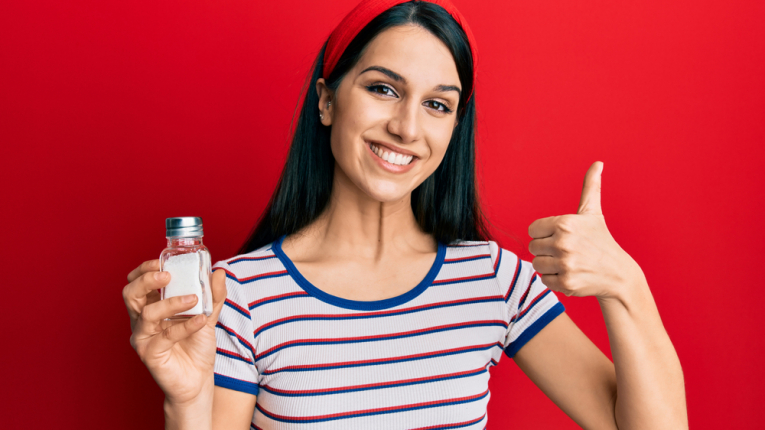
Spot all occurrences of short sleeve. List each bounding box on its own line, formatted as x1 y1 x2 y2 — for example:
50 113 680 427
489 242 565 358
211 261 259 395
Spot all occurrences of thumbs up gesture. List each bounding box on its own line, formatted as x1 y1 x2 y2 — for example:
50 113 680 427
528 161 645 300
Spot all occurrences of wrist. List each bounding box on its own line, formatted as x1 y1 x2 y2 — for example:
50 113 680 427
597 262 651 312
164 378 214 430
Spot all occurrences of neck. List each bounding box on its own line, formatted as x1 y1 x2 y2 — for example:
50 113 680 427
285 164 436 259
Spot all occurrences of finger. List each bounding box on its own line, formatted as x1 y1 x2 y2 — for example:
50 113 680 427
206 269 228 326
159 318 186 331
528 236 558 257
123 271 171 320
148 314 207 355
540 274 569 295
577 161 603 215
532 255 559 275
529 216 559 239
127 259 160 283
139 294 199 327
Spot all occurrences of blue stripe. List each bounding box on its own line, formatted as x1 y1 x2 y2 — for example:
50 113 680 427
256 322 507 362
505 302 565 358
516 276 541 312
444 255 491 264
214 373 259 395
224 300 251 319
493 248 502 275
447 243 488 248
427 416 486 429
228 255 277 265
253 296 504 337
215 324 255 356
249 293 309 310
262 343 502 375
433 273 496 287
514 289 552 323
255 390 489 423
505 256 523 303
225 271 289 285
216 349 253 365
259 367 488 397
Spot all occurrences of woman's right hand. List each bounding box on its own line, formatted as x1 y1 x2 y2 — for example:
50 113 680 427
123 259 227 405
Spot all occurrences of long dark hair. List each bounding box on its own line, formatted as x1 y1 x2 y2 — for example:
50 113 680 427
239 1 490 254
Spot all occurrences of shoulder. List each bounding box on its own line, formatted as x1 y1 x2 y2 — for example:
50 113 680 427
445 239 527 273
212 242 283 285
446 240 538 297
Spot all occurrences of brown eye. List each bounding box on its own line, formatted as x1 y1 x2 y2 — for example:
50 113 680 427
366 84 397 97
425 100 451 113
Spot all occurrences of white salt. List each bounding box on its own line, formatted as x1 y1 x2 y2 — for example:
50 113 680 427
163 252 204 315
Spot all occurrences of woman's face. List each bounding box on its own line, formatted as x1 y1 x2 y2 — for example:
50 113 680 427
318 24 462 203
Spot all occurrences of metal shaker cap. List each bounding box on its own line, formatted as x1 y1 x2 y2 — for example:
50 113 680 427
166 217 204 238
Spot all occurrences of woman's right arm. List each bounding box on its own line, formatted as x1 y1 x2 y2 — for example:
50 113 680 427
123 259 256 430
212 386 257 429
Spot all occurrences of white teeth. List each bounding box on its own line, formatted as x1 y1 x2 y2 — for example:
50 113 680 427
369 143 414 166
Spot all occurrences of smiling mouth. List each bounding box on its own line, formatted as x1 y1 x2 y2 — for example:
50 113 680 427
368 142 415 166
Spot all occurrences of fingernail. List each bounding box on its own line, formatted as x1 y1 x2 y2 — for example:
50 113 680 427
194 314 206 324
181 294 197 303
154 272 169 281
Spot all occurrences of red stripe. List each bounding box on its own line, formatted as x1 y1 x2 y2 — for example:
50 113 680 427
221 267 288 283
444 253 491 263
254 295 503 334
249 291 309 308
225 298 250 316
216 322 254 351
262 363 491 395
410 413 486 429
262 342 502 374
504 257 522 301
516 289 551 320
432 272 494 284
216 347 253 364
258 389 490 421
228 255 275 264
256 320 507 360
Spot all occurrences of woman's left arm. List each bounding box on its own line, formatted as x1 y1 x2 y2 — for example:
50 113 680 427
517 161 687 429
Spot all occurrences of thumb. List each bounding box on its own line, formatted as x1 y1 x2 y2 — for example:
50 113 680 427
577 161 603 215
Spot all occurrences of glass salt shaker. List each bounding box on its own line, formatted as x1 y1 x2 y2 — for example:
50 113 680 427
160 217 213 319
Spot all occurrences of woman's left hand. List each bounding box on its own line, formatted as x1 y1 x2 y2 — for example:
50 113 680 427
528 161 646 301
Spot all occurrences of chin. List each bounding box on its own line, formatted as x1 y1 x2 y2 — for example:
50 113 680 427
361 180 414 203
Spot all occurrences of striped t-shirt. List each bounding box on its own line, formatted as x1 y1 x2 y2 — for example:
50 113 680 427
212 236 564 429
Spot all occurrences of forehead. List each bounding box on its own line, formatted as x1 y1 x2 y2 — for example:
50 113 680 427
354 24 460 88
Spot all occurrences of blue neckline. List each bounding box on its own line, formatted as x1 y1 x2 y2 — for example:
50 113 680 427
272 235 446 311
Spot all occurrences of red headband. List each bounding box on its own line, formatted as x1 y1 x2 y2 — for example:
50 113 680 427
323 0 478 103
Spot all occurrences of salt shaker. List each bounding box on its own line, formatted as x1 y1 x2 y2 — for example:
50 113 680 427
160 217 213 319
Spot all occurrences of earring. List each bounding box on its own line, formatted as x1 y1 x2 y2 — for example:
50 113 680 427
319 113 324 120
328 101 331 108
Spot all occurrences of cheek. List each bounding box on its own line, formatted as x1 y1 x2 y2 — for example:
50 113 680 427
423 123 454 165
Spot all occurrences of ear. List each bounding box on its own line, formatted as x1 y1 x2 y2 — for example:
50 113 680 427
315 78 334 126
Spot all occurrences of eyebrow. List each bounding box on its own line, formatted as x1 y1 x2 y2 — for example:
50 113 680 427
360 65 462 97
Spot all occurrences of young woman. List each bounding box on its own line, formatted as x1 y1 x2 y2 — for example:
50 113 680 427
122 0 687 428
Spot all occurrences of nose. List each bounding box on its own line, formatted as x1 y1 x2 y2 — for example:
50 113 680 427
386 98 422 145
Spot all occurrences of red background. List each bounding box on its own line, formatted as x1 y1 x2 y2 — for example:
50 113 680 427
2 0 763 428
